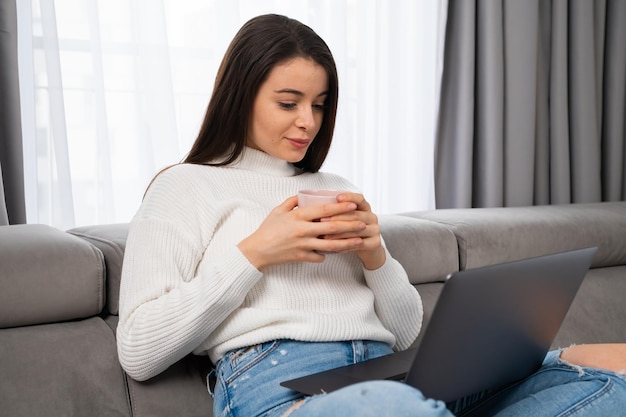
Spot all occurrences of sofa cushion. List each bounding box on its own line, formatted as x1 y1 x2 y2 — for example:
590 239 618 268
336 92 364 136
0 317 130 416
552 265 626 348
403 202 626 270
380 215 459 284
68 223 129 315
0 224 105 328
409 282 445 349
104 316 214 417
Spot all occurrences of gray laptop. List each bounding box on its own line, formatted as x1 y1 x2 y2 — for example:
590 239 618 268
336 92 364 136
281 247 597 402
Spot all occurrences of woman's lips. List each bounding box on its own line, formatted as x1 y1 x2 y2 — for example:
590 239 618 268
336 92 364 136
286 138 310 149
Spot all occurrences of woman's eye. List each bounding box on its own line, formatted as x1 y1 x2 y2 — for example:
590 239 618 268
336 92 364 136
278 102 296 110
313 103 326 112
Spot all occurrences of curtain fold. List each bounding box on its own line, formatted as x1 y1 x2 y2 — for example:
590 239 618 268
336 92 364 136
603 0 626 200
0 0 26 225
0 164 8 225
434 0 476 209
435 0 626 209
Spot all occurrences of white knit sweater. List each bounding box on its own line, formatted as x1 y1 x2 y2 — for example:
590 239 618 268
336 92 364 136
117 147 423 381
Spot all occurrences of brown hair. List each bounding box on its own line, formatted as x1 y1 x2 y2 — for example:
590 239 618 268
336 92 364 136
183 14 339 173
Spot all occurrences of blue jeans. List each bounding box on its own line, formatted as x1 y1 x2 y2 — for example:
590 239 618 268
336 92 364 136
209 340 626 417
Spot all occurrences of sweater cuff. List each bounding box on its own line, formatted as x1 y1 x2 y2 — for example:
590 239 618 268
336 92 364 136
363 249 405 285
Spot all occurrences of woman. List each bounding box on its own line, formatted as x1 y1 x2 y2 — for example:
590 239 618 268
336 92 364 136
117 14 626 417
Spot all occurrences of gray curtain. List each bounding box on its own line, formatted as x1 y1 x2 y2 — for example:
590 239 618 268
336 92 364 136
0 0 26 224
435 0 626 209
0 164 8 225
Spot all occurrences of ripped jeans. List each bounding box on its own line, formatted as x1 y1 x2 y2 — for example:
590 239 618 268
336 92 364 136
209 340 626 417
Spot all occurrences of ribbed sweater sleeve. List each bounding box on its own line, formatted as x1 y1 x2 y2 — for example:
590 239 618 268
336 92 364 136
116 168 263 381
363 250 423 351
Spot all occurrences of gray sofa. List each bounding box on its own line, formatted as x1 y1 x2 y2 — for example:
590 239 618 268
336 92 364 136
1 202 625 416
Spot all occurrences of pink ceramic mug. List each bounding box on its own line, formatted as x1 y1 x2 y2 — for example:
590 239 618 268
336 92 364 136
297 189 343 207
297 189 344 254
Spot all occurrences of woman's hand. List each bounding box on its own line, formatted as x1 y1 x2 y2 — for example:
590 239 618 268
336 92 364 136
237 196 369 270
321 192 386 270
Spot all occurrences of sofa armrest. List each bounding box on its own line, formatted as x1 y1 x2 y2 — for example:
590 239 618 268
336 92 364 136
0 224 105 328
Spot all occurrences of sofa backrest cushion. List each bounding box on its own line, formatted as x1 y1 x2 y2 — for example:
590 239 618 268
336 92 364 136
66 216 460 317
0 224 105 328
380 215 459 284
0 317 132 416
403 202 626 271
68 223 129 315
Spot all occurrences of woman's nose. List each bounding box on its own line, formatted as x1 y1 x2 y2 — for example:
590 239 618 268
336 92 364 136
296 107 316 131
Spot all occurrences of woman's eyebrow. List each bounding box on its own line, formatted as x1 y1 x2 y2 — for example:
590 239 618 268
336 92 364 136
274 88 328 97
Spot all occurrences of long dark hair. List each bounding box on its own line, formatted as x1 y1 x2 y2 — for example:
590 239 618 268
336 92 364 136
183 14 339 173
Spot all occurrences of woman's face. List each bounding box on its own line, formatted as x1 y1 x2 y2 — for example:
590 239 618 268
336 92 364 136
247 57 328 163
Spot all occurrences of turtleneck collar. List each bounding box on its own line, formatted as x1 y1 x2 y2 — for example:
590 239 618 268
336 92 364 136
230 147 301 177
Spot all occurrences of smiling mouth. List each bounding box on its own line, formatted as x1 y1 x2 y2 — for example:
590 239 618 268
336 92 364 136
286 138 310 149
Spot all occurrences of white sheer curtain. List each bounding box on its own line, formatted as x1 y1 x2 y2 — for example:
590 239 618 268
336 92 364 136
17 0 446 230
